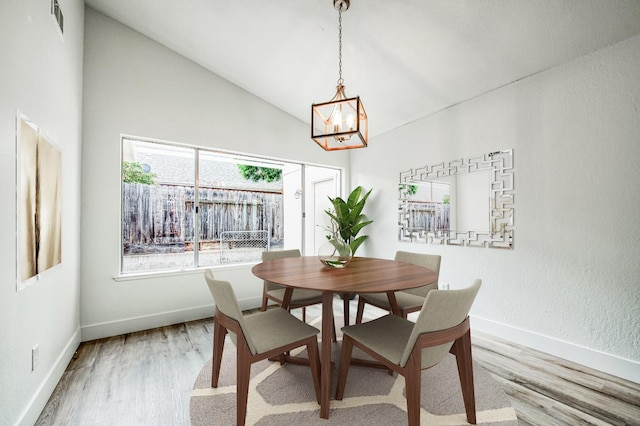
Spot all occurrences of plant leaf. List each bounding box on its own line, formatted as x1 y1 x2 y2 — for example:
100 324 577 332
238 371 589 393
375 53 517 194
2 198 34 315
347 186 363 207
350 235 368 254
352 219 373 236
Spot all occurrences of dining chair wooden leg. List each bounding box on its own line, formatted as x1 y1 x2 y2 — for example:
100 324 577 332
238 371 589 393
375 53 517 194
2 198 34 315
260 292 268 311
236 341 252 426
307 339 322 404
335 335 354 400
332 317 338 342
302 306 307 322
211 319 226 387
405 353 422 426
355 297 365 324
343 294 350 326
451 329 477 424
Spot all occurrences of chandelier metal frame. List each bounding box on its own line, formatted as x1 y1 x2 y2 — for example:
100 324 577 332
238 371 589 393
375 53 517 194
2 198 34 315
311 0 368 151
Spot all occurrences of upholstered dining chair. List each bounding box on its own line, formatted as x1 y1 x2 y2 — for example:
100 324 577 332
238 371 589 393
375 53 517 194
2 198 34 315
336 279 482 426
261 249 323 322
204 269 321 426
355 251 441 324
261 249 338 339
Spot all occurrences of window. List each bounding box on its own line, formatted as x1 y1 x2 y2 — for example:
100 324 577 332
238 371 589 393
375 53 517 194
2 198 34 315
121 137 341 274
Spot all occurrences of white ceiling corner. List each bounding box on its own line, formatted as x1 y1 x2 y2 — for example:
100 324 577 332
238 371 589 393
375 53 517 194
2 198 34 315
84 0 640 138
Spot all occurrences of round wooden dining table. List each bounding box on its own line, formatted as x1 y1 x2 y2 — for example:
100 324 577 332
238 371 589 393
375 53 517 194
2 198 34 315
251 255 438 419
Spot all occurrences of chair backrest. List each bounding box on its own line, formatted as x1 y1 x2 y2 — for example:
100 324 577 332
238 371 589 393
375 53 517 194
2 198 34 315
204 269 258 354
262 249 301 292
394 251 441 297
399 279 481 368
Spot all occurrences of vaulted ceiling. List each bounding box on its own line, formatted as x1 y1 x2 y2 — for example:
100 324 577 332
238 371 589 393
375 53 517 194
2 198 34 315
84 0 640 138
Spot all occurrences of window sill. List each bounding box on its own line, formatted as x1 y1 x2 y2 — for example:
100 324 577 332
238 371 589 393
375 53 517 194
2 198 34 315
112 262 258 282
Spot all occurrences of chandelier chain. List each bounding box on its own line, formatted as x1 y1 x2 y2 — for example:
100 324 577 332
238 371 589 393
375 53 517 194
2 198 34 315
337 8 344 86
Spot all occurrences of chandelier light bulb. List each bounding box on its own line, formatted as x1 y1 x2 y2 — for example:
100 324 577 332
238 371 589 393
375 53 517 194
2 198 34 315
345 113 355 131
332 109 343 130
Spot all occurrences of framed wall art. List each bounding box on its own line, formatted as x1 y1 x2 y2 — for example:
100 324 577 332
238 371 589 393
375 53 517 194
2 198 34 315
16 111 62 290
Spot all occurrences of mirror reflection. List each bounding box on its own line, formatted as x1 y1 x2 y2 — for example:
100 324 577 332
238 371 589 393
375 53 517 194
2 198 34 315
398 149 513 249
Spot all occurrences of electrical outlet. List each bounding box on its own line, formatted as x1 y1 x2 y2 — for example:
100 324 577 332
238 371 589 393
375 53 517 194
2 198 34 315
440 282 450 290
32 345 40 371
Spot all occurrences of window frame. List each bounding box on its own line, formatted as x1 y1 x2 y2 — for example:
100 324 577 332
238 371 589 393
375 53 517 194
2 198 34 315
119 134 343 277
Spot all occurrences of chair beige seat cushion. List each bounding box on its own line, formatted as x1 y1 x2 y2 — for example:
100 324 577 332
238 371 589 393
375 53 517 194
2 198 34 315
243 308 320 354
356 291 428 312
266 288 323 306
341 314 413 365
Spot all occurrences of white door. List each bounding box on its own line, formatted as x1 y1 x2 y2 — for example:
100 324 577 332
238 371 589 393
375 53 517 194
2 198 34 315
313 178 335 255
304 166 341 256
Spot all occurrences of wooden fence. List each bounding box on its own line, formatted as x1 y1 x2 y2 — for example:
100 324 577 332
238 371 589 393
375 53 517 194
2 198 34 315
404 202 450 233
122 183 283 254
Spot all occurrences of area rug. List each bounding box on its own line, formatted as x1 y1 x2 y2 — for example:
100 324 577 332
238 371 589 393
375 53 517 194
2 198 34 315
190 317 518 425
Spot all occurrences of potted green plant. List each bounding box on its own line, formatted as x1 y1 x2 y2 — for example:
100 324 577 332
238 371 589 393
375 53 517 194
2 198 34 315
324 186 373 257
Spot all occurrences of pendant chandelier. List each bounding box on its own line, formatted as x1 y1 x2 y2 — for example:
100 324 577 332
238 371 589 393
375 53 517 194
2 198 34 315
311 0 368 151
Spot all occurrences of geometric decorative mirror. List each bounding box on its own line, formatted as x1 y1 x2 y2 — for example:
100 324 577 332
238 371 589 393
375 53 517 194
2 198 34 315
398 148 514 249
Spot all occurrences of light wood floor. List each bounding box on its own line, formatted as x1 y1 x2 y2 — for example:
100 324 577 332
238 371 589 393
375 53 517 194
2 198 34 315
36 299 640 425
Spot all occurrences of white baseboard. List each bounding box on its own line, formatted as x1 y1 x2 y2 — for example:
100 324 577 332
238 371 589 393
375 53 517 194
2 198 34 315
81 305 213 341
80 296 262 342
471 315 640 384
18 327 81 426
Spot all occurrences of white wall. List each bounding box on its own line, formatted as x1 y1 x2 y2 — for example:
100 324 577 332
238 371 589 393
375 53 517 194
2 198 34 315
351 35 640 383
3 7 637 424
0 1 85 425
80 8 349 341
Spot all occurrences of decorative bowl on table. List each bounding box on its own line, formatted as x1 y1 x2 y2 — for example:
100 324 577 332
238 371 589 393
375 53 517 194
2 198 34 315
318 239 352 268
